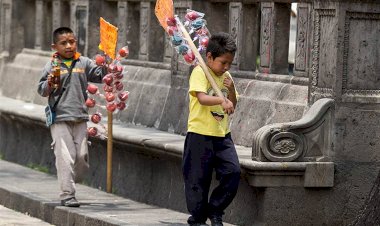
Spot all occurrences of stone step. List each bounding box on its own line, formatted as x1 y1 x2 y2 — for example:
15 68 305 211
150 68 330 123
0 159 235 226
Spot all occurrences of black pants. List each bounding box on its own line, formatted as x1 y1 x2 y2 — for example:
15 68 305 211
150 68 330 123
182 132 241 222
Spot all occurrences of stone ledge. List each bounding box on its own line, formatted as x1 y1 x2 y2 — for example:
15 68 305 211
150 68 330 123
0 95 333 187
241 161 334 187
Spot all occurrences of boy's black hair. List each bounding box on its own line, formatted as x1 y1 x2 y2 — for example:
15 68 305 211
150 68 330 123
52 27 74 44
206 32 237 59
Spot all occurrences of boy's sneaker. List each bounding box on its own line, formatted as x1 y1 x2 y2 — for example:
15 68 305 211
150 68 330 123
188 216 208 226
209 216 223 226
61 197 80 207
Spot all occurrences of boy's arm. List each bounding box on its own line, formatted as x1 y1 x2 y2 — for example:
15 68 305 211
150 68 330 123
37 64 53 97
85 57 108 83
196 92 234 115
223 76 237 108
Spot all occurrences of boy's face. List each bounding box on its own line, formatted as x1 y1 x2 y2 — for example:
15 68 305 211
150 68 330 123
51 33 77 59
206 52 234 76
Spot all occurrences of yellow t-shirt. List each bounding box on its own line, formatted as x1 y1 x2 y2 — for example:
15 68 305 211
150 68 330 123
187 65 238 137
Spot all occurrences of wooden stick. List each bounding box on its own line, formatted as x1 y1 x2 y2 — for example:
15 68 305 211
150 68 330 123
106 111 113 193
175 16 224 98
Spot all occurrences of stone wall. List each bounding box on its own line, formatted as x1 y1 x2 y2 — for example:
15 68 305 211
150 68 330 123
1 0 380 225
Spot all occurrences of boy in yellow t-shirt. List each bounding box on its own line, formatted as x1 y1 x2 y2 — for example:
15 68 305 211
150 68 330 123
183 32 240 226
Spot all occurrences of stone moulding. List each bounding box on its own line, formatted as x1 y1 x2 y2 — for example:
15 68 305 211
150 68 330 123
250 98 335 187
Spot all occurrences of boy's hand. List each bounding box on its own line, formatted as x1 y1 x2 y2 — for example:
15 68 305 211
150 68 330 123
221 98 234 115
47 74 53 87
223 77 235 92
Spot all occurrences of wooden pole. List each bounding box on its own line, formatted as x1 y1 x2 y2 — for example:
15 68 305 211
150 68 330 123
175 16 224 98
106 111 113 193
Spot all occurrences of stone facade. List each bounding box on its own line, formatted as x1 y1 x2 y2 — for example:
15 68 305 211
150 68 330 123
0 0 380 225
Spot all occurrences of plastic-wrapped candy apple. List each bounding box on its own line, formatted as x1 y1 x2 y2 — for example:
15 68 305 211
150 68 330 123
118 46 129 58
199 36 209 48
183 51 196 64
95 54 106 66
105 92 116 102
102 74 113 86
118 91 129 102
185 10 203 21
166 17 176 26
103 84 113 92
85 98 96 108
114 81 124 91
106 102 117 112
166 26 178 36
196 27 209 36
91 113 102 124
117 101 126 111
113 71 124 80
87 84 98 95
87 127 98 137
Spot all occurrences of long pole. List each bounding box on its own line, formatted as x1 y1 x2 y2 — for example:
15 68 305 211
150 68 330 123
176 16 224 98
106 111 113 193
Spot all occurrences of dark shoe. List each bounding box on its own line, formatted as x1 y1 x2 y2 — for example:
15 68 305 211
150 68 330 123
210 216 223 226
189 223 209 226
188 216 208 226
61 197 80 207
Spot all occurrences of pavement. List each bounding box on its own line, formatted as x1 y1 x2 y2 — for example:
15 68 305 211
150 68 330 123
0 204 53 226
0 159 235 226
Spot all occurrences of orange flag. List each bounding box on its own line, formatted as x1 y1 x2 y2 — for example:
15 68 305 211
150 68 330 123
155 0 174 31
99 17 118 59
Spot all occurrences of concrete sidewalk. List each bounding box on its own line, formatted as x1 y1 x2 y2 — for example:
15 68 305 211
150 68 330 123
0 204 53 225
0 159 234 226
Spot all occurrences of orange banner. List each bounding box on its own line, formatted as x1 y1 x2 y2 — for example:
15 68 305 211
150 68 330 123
155 0 174 30
99 17 118 59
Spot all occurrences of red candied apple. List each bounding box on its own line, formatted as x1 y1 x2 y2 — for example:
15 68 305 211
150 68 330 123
185 11 200 21
118 46 129 58
118 91 129 101
166 26 178 36
105 92 116 102
106 102 117 112
87 84 98 94
103 84 113 92
91 113 101 124
102 74 113 86
183 51 195 64
117 101 126 111
200 37 209 47
95 54 105 66
85 98 96 108
166 17 176 26
114 81 124 91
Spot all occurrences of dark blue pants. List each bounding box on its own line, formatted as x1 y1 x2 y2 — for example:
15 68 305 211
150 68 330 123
182 132 241 222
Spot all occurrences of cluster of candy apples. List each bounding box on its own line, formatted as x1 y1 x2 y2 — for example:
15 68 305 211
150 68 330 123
86 46 130 139
166 9 210 65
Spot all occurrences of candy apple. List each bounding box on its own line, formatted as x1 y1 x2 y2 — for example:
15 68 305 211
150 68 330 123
103 84 113 92
166 17 176 26
87 84 98 94
95 54 105 66
119 46 129 58
105 92 116 102
118 91 129 102
85 98 96 108
106 102 117 112
114 81 124 91
117 101 126 111
91 113 101 124
102 74 113 86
